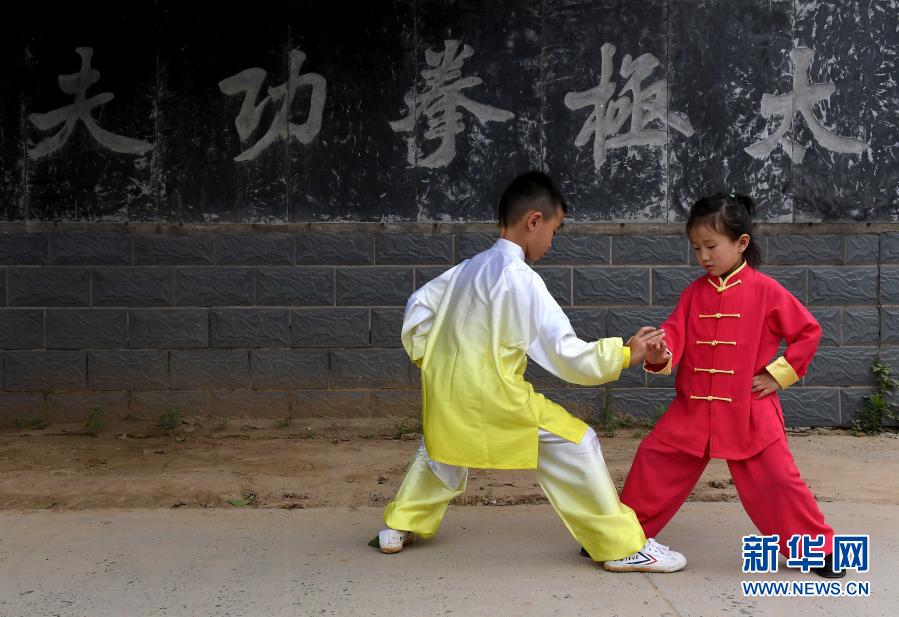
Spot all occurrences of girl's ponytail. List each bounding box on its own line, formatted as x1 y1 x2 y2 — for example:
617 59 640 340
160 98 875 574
732 192 755 217
729 193 761 267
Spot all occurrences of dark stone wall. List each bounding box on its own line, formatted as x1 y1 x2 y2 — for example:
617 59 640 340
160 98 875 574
1 225 897 428
2 2 898 428
2 1 897 223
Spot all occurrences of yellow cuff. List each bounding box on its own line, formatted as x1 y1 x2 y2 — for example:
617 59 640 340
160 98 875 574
765 356 800 389
620 346 631 370
644 351 673 376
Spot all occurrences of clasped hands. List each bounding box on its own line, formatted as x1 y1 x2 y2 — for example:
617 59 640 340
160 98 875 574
626 326 668 367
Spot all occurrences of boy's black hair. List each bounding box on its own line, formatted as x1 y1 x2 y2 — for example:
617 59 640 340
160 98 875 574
686 191 761 268
497 171 567 227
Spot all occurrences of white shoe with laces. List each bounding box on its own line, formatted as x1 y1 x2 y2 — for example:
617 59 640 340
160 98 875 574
378 528 414 554
603 538 687 573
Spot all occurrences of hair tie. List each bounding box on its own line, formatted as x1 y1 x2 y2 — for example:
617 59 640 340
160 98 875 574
728 191 736 199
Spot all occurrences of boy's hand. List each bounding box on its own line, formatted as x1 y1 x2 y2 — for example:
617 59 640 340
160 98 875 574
751 372 780 399
645 338 670 365
626 327 665 367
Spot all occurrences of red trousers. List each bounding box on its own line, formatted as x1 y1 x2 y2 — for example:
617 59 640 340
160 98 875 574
620 433 834 555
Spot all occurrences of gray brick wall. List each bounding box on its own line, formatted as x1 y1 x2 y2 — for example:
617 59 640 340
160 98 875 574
1 226 898 428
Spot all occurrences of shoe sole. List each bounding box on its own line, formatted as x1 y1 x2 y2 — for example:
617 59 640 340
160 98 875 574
378 535 414 554
813 570 847 579
603 562 686 573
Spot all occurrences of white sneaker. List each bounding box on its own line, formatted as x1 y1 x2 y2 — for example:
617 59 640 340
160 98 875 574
378 528 414 554
603 538 687 573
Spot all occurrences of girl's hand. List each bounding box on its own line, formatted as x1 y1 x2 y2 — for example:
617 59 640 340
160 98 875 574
645 339 670 365
751 372 780 399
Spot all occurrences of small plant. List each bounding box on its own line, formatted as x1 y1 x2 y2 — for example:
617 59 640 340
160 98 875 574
650 403 667 425
85 405 106 434
215 416 230 431
602 390 663 437
275 416 292 429
602 390 618 437
227 491 258 508
389 416 422 439
13 417 46 430
158 407 183 433
853 360 899 434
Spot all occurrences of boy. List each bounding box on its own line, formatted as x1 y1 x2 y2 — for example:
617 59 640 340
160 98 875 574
375 171 686 572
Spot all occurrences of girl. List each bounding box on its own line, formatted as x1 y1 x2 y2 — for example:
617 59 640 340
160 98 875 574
604 192 843 578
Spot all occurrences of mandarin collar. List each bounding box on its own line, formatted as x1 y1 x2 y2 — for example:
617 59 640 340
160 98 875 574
493 238 526 261
707 260 751 293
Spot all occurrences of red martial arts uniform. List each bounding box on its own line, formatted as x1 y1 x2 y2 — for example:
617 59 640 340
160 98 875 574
620 261 835 555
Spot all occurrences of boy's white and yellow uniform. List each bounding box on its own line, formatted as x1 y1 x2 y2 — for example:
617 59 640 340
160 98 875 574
384 238 646 560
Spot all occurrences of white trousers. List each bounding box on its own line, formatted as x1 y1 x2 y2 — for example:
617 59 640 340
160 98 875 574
383 427 646 561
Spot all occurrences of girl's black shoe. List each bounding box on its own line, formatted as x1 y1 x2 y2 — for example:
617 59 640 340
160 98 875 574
812 553 846 578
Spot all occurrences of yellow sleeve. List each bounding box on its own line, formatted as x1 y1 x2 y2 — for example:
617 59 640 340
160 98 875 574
765 356 800 389
573 336 626 386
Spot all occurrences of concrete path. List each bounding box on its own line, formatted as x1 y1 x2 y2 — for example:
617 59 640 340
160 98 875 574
0 503 894 617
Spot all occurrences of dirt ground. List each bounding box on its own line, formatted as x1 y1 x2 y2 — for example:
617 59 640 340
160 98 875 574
1 415 897 511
